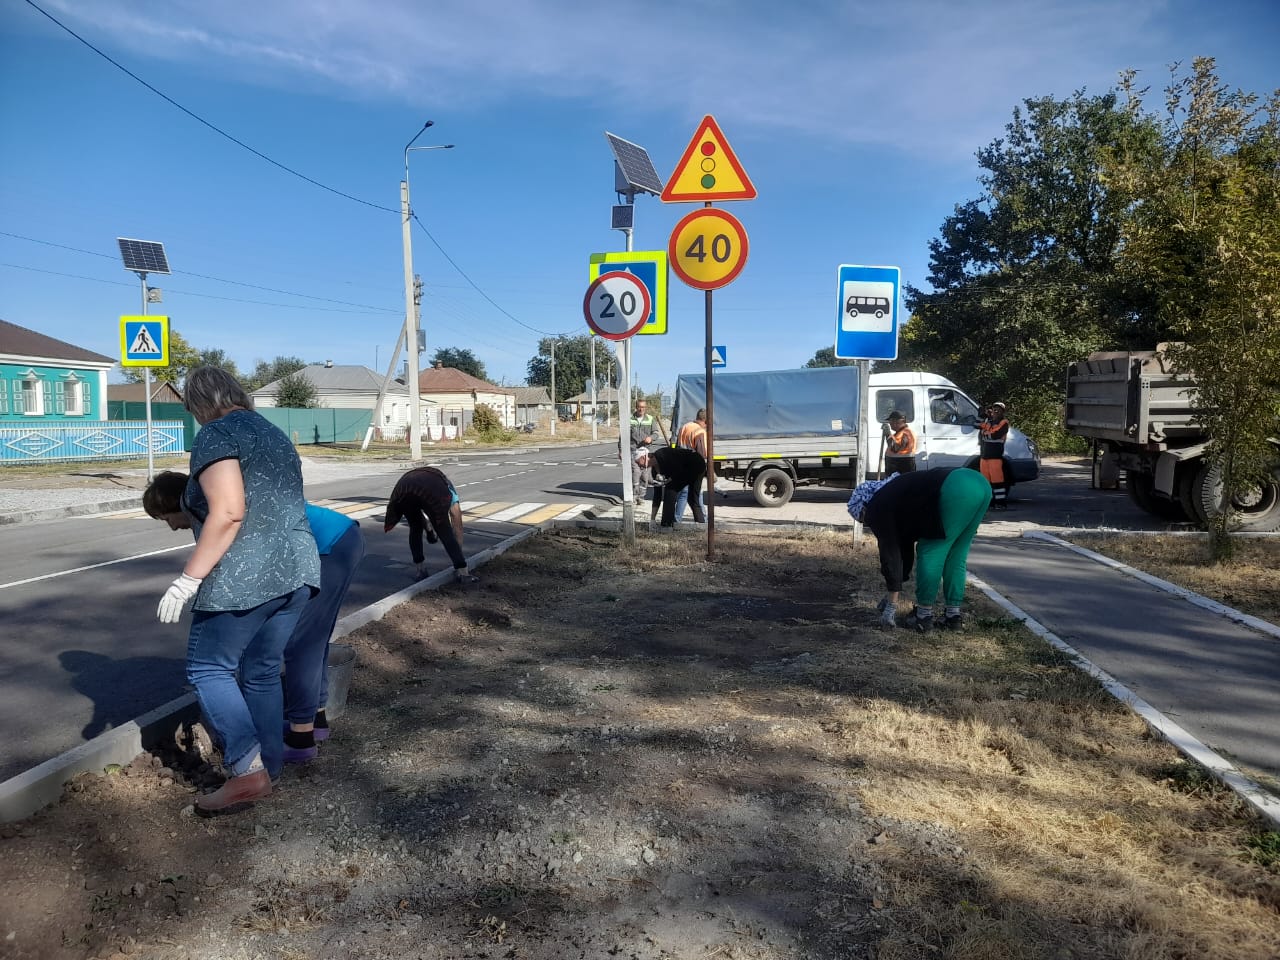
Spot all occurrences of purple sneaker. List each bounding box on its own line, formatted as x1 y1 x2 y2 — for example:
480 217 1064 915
312 725 330 743
282 743 318 764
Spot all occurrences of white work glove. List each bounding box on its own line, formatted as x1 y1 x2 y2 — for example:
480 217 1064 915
157 573 202 623
454 567 479 585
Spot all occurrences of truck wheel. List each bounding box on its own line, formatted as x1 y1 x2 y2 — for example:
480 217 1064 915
752 468 794 508
1176 464 1209 527
1125 472 1188 521
1196 461 1280 532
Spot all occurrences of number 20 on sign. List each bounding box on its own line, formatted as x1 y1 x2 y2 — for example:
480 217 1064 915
668 207 749 291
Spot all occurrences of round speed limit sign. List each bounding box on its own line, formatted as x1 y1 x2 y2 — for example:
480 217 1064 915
582 270 652 341
668 207 749 290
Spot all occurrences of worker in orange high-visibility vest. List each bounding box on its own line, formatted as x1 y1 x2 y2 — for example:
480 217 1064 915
882 411 917 474
979 402 1010 509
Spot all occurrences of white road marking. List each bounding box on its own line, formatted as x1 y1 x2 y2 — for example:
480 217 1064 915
0 544 192 590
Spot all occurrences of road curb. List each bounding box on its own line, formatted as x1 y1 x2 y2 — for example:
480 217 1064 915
0 494 143 526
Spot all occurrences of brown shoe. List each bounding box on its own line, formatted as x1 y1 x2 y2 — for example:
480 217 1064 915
194 768 271 817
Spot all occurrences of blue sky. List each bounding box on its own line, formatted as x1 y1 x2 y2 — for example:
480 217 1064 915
2 0 1277 392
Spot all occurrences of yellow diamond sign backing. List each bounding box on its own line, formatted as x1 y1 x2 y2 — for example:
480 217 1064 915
661 115 757 203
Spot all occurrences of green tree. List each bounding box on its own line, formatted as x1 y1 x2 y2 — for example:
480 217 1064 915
121 328 202 385
196 348 242 382
431 347 487 381
804 346 856 368
245 356 307 392
1107 59 1280 556
526 335 594 403
899 90 1159 448
274 371 319 408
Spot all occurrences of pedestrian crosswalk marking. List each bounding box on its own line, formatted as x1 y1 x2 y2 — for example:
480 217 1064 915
94 499 593 527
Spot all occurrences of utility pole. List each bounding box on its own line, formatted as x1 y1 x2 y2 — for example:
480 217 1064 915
400 180 422 460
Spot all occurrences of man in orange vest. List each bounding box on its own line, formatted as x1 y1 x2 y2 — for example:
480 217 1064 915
979 402 1010 509
882 411 917 474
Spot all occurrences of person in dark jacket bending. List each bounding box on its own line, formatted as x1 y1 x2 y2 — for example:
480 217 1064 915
847 467 990 632
635 445 706 527
383 466 478 583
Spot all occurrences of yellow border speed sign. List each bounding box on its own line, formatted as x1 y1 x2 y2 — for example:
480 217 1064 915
668 208 749 290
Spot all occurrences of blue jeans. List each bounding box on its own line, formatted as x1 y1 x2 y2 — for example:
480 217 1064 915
187 586 310 778
672 486 704 523
284 524 365 722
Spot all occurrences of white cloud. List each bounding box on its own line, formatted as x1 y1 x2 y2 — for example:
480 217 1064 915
37 0 1224 158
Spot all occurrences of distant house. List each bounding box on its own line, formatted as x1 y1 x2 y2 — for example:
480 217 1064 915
513 386 552 425
107 381 184 405
0 319 115 422
251 361 413 437
418 363 515 438
564 385 620 423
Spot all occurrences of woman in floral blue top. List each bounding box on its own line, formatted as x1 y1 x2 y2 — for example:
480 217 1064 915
156 366 319 816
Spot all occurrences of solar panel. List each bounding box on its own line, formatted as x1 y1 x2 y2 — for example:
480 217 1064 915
605 132 663 197
117 238 171 275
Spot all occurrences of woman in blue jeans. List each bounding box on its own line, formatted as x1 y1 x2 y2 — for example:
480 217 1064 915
153 367 319 816
145 476 363 764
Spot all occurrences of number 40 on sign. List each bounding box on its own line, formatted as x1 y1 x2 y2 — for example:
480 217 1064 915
668 207 749 291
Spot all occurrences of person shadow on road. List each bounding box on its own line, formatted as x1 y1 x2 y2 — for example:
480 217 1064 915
59 650 186 740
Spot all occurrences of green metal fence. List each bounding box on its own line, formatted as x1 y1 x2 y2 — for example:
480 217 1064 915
255 408 373 445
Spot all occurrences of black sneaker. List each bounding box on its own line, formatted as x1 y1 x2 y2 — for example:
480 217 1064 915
902 611 934 633
943 614 964 631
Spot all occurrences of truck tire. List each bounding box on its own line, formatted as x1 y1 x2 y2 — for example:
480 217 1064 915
1125 472 1188 521
1196 461 1280 532
752 468 794 508
1176 464 1209 527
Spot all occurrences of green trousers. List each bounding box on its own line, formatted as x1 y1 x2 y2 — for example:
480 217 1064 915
914 468 991 608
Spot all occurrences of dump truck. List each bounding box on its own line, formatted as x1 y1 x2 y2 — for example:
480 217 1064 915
670 366 1040 507
1064 347 1280 531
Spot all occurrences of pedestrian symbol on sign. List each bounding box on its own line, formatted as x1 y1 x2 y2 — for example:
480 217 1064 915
129 326 160 355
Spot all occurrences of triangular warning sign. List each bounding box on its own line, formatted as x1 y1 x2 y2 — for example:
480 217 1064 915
661 115 757 203
130 326 160 355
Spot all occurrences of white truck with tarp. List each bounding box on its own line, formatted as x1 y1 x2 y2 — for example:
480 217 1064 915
670 366 1040 508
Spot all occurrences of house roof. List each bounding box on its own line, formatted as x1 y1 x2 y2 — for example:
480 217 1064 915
0 318 115 366
513 386 552 405
417 365 513 395
107 381 184 403
566 386 621 403
251 363 408 396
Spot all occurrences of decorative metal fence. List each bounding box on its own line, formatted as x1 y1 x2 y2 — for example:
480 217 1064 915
0 420 187 464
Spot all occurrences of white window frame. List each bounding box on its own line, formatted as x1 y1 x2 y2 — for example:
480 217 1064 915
21 372 43 416
62 375 85 416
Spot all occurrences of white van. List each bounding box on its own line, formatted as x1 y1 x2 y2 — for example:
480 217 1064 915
670 366 1040 507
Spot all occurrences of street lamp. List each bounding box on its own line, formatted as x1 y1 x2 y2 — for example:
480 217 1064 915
401 121 454 460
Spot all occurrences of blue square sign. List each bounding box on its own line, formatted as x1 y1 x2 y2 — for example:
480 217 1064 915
588 251 668 334
834 264 900 360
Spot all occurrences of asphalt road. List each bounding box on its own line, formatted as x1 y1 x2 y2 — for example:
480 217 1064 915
0 446 625 781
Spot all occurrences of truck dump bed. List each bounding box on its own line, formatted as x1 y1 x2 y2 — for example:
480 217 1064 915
1065 349 1202 446
672 366 861 458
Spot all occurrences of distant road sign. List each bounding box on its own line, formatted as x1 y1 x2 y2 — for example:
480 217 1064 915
661 115 757 203
669 208 749 290
588 250 668 335
834 264 900 360
119 315 170 367
583 271 651 341
710 345 726 368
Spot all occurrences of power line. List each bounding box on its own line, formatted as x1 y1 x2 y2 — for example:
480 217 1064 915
0 231 399 313
21 0 397 214
412 214 567 339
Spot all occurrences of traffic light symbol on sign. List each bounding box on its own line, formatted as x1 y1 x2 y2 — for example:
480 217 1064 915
661 115 757 203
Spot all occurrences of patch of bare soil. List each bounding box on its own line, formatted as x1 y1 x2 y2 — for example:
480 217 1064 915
1065 534 1280 624
2 529 1278 960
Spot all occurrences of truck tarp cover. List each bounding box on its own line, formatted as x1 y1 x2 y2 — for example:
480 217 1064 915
673 366 861 440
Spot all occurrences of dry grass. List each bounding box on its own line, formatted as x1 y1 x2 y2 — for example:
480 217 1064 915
1065 533 1280 624
3 528 1277 960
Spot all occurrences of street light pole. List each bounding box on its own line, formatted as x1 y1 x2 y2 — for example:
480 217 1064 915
549 339 557 437
400 122 454 461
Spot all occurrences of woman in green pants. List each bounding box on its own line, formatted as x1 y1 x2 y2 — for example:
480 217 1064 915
847 467 992 632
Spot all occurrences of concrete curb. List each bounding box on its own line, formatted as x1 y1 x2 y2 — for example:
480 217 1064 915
967 571 1280 829
0 494 143 526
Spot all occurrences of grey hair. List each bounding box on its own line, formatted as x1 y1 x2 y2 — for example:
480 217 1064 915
184 366 253 422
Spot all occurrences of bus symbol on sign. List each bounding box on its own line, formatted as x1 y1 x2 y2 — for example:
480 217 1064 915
845 295 890 321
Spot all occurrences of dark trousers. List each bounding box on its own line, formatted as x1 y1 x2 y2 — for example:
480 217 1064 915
885 455 917 474
651 476 706 527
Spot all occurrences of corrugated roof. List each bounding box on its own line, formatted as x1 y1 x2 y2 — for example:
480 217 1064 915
107 381 185 403
251 364 407 396
0 319 116 365
566 386 621 403
513 386 552 404
418 365 513 395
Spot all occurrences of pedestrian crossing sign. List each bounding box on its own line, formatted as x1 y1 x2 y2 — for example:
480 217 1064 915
120 315 170 367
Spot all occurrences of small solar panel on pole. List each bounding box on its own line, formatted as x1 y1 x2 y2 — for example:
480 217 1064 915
117 238 170 482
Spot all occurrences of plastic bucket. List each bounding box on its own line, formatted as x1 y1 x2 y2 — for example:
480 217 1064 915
324 643 357 720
